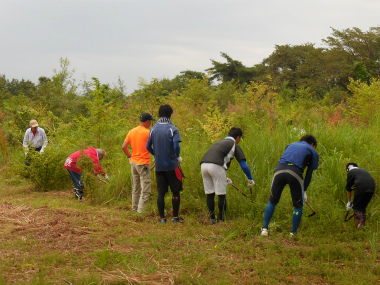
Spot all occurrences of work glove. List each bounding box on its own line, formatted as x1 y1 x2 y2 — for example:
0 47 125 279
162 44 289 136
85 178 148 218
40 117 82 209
104 174 109 181
248 180 255 188
226 178 233 185
303 191 307 202
177 156 182 164
346 201 353 211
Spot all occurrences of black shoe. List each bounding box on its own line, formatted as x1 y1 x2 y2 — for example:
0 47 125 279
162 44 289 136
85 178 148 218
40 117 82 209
210 219 216 225
171 217 184 223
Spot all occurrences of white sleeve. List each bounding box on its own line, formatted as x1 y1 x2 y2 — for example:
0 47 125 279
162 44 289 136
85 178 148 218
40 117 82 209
23 130 30 148
41 129 48 150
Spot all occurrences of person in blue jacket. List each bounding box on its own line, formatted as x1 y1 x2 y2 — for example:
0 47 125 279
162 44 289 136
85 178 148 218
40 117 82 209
261 135 319 237
146 104 183 223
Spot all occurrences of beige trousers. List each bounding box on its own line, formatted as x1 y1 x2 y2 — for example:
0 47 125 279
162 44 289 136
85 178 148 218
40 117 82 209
131 162 152 213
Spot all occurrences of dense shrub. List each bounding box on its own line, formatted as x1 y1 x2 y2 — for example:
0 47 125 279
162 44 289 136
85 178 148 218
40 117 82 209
14 142 72 191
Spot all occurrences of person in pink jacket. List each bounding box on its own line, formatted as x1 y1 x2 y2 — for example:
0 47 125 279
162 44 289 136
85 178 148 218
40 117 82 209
64 147 108 200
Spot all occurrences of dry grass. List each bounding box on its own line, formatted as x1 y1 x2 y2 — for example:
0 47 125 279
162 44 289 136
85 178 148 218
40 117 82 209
0 190 179 284
0 178 379 284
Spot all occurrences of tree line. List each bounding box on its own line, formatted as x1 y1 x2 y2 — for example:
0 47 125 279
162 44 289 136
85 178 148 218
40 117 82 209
0 26 379 146
144 27 380 102
2 27 380 105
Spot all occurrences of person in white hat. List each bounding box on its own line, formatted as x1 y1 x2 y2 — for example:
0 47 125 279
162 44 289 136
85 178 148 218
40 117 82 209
23 119 48 165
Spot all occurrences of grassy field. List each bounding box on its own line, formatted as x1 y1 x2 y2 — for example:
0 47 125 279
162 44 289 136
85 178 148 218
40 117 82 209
1 169 379 285
1 79 380 284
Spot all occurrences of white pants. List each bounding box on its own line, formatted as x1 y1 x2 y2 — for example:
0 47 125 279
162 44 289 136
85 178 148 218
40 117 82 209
201 163 227 195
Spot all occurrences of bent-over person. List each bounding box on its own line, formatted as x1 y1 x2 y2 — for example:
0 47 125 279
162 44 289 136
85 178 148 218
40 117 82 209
345 162 375 229
64 147 108 200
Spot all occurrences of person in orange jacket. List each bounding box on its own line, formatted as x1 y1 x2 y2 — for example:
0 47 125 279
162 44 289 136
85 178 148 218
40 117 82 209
122 112 155 213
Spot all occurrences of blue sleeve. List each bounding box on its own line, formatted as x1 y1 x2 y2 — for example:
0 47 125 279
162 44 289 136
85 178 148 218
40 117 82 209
304 150 319 190
239 160 253 180
312 149 319 170
173 127 182 143
146 136 154 155
174 141 181 157
304 166 313 191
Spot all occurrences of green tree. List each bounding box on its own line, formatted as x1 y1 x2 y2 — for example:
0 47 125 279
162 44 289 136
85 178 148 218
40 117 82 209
31 58 85 120
4 78 36 98
180 70 206 80
260 44 326 92
206 52 257 85
211 80 239 110
129 78 166 115
180 77 212 107
74 78 123 148
0 75 12 101
108 77 127 105
158 71 208 94
347 78 380 124
259 43 354 98
323 27 380 80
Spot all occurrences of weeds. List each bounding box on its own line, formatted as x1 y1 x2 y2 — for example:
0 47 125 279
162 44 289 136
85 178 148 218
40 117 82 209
1 77 380 283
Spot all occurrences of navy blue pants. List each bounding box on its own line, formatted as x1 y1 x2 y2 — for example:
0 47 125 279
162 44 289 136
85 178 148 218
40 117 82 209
67 169 84 189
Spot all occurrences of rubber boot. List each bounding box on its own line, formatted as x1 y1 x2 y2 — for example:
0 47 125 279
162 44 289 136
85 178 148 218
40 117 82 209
354 210 364 229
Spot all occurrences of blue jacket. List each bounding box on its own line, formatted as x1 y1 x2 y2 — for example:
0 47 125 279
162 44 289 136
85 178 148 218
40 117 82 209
146 121 182 171
278 141 319 191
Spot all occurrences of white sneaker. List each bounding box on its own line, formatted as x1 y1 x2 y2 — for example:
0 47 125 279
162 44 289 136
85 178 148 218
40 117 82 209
289 232 297 237
261 228 269 236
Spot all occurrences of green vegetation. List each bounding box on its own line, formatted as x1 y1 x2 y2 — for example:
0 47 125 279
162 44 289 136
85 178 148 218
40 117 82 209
0 26 380 284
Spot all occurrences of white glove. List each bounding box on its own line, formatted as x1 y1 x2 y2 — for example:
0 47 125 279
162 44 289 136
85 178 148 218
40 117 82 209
248 180 255 188
226 178 232 185
177 156 182 164
104 174 109 180
346 201 353 211
303 191 307 203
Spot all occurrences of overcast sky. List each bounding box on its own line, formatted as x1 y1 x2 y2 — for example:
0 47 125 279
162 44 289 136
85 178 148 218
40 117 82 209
1 0 379 94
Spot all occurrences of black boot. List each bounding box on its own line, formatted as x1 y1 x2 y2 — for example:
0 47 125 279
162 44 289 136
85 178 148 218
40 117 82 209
354 210 364 229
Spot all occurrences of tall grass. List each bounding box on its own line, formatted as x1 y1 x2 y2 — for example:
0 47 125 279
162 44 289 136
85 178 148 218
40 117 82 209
4 79 380 237
2 117 380 284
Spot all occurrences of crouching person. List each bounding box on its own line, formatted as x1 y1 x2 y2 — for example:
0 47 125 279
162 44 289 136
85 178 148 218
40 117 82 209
64 147 108 200
345 163 375 229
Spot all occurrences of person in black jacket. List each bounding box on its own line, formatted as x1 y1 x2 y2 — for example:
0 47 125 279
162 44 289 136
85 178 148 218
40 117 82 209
345 163 375 229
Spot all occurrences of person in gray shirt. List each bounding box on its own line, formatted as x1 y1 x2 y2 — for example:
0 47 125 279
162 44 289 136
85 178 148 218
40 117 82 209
200 127 255 224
